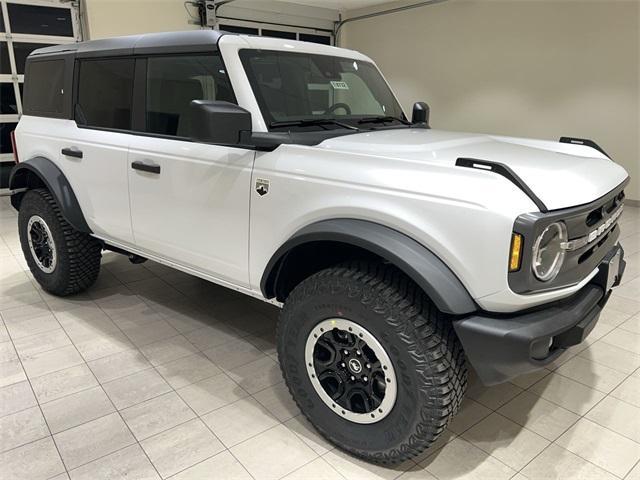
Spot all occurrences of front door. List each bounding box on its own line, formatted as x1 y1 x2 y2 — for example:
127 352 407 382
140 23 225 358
128 53 254 286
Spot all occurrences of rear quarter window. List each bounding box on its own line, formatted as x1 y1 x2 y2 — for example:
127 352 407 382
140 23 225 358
23 59 65 116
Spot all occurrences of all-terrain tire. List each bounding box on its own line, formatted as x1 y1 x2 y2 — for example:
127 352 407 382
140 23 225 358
277 261 467 465
18 188 102 296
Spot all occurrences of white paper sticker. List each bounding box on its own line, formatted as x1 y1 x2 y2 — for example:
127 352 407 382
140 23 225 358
330 81 349 90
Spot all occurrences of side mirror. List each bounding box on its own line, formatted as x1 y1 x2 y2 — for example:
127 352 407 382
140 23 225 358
411 101 430 128
189 100 251 145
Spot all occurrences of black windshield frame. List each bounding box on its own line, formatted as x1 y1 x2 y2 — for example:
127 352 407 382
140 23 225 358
239 49 406 132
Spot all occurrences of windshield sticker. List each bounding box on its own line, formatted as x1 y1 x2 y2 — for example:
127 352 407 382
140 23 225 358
330 81 349 90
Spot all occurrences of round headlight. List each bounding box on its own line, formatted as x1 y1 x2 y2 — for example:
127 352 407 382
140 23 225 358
532 222 567 282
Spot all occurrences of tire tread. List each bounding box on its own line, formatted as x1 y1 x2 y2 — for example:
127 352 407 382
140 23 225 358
19 189 101 296
278 261 467 465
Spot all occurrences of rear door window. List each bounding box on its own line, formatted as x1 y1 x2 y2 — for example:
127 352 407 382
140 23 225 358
76 58 134 130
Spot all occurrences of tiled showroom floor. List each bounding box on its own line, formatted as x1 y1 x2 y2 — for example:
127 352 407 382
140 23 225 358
0 195 639 480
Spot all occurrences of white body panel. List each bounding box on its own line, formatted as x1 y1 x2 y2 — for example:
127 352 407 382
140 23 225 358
128 137 254 286
314 129 628 211
248 132 625 312
14 35 630 313
16 117 134 243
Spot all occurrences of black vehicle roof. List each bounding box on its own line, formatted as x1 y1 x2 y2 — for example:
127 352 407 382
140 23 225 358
30 30 228 59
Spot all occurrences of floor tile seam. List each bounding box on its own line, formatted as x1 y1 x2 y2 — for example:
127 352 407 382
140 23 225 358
512 441 621 480
597 336 640 356
573 375 640 446
3 325 72 477
516 368 638 477
280 455 348 480
86 357 166 480
546 360 634 395
160 449 251 480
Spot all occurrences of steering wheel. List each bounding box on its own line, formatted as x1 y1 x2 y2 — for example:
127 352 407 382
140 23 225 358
324 103 352 115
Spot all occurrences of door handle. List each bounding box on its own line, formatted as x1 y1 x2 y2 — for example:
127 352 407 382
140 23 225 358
131 160 161 174
61 147 83 159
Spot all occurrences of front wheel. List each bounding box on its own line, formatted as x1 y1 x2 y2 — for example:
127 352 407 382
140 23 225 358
277 262 467 465
18 189 102 296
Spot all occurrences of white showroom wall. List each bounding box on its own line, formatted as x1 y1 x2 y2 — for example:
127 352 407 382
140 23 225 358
83 0 197 37
342 0 640 202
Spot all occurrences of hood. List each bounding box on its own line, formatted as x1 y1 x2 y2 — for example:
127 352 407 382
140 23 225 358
316 128 629 211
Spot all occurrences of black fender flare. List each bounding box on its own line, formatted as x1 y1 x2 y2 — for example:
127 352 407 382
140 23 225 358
9 157 92 233
261 219 477 315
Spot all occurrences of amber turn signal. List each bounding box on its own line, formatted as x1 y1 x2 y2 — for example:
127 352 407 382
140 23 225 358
509 233 523 272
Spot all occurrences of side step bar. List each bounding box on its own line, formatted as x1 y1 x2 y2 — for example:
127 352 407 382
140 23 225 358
103 244 147 264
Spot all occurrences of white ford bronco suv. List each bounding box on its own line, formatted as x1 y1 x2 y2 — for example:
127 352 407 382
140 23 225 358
10 30 629 464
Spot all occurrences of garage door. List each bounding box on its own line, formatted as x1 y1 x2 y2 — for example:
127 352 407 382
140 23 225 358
217 20 332 45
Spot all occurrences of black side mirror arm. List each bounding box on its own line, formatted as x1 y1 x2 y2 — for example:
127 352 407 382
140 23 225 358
411 101 430 128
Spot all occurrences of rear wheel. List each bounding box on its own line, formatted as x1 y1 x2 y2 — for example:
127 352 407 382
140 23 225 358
277 262 467 465
18 189 102 296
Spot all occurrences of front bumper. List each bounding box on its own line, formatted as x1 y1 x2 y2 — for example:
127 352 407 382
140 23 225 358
453 244 626 385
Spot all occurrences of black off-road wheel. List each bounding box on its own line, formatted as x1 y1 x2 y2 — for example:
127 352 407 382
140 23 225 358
18 189 102 296
277 262 467 465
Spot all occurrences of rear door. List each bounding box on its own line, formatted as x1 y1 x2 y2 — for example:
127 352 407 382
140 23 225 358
58 57 135 244
127 53 254 286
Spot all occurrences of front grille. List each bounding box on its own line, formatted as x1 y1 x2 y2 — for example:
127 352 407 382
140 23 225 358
510 180 628 294
578 224 616 265
586 191 624 227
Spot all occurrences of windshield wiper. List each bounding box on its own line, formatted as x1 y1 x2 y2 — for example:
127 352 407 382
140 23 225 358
357 115 411 126
269 119 359 131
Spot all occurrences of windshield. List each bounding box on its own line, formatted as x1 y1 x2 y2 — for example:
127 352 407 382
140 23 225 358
239 49 406 131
